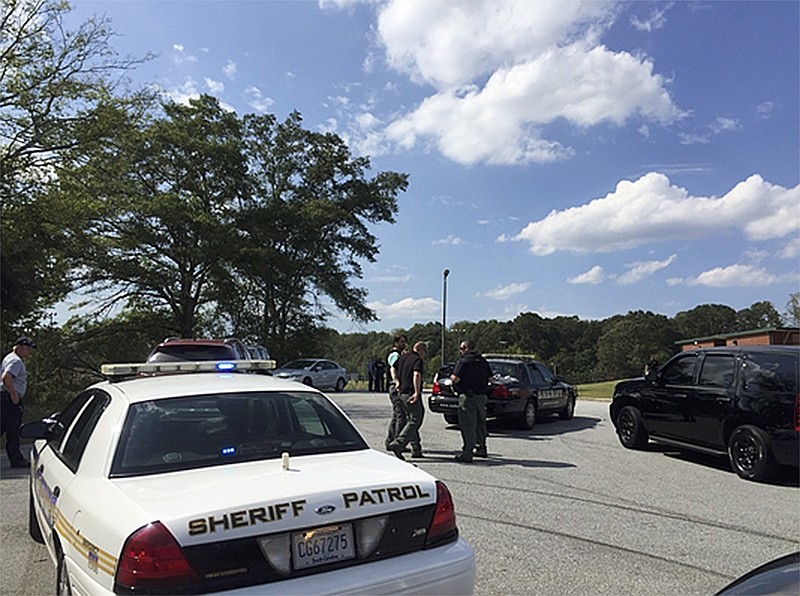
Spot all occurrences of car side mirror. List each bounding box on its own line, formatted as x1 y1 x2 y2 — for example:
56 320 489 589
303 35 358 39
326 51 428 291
644 369 658 382
20 418 55 440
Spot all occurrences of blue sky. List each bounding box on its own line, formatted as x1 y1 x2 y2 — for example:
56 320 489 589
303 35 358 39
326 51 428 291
67 0 799 333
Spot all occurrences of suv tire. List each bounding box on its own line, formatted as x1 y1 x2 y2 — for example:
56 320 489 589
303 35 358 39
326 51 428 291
728 424 778 482
616 405 648 449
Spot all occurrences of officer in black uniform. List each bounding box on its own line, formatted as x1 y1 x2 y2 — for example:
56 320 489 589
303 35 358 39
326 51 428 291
451 339 492 463
387 341 426 460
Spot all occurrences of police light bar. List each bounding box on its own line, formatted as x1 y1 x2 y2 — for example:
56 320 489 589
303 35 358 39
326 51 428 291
101 359 277 380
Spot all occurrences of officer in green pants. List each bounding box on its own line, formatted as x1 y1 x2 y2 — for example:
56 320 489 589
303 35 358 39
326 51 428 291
451 339 493 463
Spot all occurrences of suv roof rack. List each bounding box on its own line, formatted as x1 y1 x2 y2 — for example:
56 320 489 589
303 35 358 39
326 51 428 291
101 359 276 382
482 353 539 361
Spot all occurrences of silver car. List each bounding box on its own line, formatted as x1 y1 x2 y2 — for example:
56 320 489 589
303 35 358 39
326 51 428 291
273 358 348 392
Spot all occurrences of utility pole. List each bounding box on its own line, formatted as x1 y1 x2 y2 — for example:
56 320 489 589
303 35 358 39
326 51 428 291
442 268 450 365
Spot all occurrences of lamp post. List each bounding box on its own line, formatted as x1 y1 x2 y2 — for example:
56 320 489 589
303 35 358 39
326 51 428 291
442 269 450 365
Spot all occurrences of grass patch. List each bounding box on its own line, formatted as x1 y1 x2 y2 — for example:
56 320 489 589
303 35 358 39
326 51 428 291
576 380 618 401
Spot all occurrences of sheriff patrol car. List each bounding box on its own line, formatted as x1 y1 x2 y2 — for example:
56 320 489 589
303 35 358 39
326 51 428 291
22 360 475 595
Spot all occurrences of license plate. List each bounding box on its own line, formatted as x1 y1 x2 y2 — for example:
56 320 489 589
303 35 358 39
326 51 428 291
292 524 355 570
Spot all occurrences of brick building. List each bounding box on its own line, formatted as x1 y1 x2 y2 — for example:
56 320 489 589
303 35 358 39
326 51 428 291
678 327 800 351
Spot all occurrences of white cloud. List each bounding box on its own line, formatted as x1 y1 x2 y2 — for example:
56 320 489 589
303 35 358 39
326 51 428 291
484 282 531 300
223 60 237 79
756 101 775 120
340 0 684 166
172 43 198 64
164 79 201 106
672 264 800 288
568 265 606 285
709 116 741 133
383 41 683 165
432 235 465 246
370 273 413 283
617 254 677 285
205 78 224 93
367 297 441 319
630 3 673 32
777 237 800 260
510 173 800 255
243 86 274 113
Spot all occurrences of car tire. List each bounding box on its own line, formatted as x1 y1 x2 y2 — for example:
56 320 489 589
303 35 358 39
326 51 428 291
56 543 71 595
727 424 778 482
616 405 648 449
444 413 459 425
559 394 576 420
520 399 537 429
29 490 44 544
335 378 345 392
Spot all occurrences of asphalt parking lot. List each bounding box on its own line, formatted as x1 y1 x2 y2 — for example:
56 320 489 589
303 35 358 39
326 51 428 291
2 392 798 595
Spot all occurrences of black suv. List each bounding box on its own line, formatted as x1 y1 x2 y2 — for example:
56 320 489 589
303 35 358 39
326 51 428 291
428 355 577 429
147 337 267 362
609 345 799 482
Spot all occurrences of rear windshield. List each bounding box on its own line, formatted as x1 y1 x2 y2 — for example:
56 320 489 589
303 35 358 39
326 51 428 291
743 353 798 395
488 361 520 379
111 391 368 477
149 345 234 362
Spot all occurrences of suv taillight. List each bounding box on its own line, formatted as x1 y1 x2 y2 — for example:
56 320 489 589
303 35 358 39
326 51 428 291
795 394 799 432
425 481 458 548
115 522 201 593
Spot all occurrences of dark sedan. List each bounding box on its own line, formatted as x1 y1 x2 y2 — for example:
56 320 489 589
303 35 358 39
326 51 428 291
428 355 577 429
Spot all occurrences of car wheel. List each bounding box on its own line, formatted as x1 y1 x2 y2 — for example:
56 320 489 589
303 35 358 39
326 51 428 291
728 425 778 482
559 394 576 420
302 377 313 386
520 399 537 429
335 378 345 392
444 413 459 425
616 405 648 449
56 543 71 595
29 490 44 544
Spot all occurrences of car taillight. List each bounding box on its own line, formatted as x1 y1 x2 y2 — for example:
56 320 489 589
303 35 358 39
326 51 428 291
795 394 800 432
432 381 442 395
492 384 510 398
425 481 458 549
115 522 201 593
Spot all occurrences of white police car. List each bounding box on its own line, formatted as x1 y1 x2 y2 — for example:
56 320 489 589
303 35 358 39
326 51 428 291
22 360 475 595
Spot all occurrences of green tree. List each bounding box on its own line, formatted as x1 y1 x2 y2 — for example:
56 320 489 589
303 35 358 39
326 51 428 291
673 304 737 340
595 311 676 380
63 95 247 337
1 0 150 340
226 110 408 359
735 300 782 331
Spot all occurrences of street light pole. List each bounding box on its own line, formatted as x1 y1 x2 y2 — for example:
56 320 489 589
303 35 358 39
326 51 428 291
442 269 450 365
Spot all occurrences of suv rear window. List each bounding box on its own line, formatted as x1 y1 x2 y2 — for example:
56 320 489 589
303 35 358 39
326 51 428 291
111 391 368 477
743 352 798 394
149 345 236 362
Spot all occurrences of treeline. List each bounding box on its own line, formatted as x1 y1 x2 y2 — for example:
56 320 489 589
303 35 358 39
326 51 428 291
15 298 797 420
329 299 794 383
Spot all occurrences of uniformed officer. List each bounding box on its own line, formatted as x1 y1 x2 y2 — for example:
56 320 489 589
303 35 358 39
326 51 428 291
386 341 426 460
1 336 37 467
451 339 493 463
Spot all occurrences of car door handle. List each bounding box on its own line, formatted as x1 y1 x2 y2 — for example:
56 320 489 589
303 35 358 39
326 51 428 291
674 393 688 399
716 397 732 403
